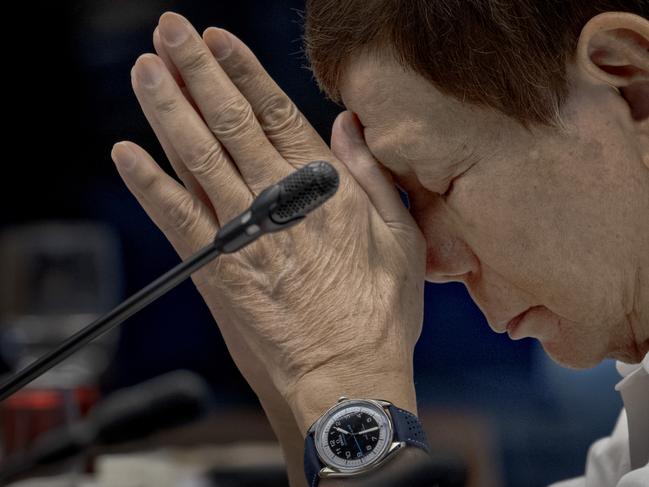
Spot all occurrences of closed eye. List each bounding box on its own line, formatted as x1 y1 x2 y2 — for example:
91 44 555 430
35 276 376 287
441 162 476 200
441 177 457 200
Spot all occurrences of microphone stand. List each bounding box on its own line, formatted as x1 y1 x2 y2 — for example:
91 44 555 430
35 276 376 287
0 160 340 401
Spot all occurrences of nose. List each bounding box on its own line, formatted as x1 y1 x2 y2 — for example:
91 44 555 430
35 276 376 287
406 188 538 331
407 189 480 283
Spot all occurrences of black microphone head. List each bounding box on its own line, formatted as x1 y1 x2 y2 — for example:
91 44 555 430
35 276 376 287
271 160 339 224
0 372 212 482
90 370 212 445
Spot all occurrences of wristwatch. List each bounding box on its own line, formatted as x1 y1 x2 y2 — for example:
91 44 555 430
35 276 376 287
303 396 430 486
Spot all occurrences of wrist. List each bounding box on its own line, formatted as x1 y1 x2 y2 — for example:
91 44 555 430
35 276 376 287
284 361 417 436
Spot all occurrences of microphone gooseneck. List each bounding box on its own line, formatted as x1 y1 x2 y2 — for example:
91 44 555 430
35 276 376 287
0 161 339 401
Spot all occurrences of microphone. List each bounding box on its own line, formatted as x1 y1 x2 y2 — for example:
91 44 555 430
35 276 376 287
0 370 213 482
0 161 339 400
216 160 339 253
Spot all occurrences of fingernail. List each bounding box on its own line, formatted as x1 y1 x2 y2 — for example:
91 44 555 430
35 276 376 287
112 142 137 171
205 28 232 60
159 12 190 46
135 55 162 88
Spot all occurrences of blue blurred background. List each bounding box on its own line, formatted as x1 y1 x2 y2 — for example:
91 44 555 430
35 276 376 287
0 1 622 486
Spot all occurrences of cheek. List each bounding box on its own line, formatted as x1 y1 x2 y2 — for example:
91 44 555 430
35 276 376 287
448 148 632 325
540 318 611 368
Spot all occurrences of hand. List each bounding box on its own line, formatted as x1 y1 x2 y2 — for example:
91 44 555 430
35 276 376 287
355 426 380 435
111 12 426 435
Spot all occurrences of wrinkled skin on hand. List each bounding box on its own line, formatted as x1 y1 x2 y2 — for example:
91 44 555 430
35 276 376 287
111 12 426 430
197 180 425 398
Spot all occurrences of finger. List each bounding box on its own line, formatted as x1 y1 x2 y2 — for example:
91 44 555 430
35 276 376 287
157 12 293 194
331 111 412 227
154 27 201 113
111 141 218 256
153 27 183 88
149 28 212 211
202 27 331 163
121 177 195 261
131 53 252 223
132 84 212 215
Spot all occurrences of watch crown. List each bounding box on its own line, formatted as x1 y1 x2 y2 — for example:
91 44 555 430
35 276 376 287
337 396 349 403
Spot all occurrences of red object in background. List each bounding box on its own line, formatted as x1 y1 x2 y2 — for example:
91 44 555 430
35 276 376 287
2 387 99 456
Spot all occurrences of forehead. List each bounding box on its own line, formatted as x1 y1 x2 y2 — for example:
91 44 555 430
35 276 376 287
338 51 512 136
339 51 535 163
338 52 511 181
338 52 440 127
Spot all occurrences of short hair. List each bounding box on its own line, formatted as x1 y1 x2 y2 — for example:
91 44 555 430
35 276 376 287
304 0 649 125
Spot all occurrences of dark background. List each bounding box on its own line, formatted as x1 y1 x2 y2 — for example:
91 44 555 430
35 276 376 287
1 1 623 486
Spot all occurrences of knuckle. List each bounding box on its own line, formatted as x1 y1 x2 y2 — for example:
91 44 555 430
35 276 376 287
224 54 254 82
138 169 162 194
206 96 256 139
257 93 303 138
153 96 180 116
167 191 201 234
177 48 213 75
188 141 225 178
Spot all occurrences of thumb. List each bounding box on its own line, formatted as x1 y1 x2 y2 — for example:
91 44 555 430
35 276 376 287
331 111 412 227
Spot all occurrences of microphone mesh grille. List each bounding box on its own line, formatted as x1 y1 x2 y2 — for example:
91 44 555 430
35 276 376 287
272 161 339 223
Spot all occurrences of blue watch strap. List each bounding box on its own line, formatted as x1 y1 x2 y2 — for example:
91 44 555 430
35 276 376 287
388 405 431 453
304 433 322 487
303 404 430 486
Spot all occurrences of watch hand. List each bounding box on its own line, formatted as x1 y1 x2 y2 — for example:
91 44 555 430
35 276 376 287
334 427 350 435
356 426 379 435
348 425 363 454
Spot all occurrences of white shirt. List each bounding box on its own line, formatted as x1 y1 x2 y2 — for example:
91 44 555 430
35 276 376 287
550 352 649 487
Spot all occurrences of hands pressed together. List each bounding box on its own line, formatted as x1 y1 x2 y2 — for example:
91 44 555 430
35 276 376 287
111 11 427 486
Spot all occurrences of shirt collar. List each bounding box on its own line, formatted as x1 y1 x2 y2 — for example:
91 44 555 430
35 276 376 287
615 351 649 380
615 351 649 470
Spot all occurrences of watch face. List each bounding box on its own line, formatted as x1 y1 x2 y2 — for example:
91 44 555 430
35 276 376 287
315 400 392 473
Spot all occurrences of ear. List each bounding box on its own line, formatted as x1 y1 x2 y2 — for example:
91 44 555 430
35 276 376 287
577 12 648 166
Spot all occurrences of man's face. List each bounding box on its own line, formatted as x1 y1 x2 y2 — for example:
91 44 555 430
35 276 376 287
339 52 649 368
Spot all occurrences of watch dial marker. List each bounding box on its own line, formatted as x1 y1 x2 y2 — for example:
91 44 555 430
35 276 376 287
316 402 393 473
326 411 380 461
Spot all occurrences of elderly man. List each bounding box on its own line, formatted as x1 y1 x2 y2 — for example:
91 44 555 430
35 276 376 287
110 1 648 485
